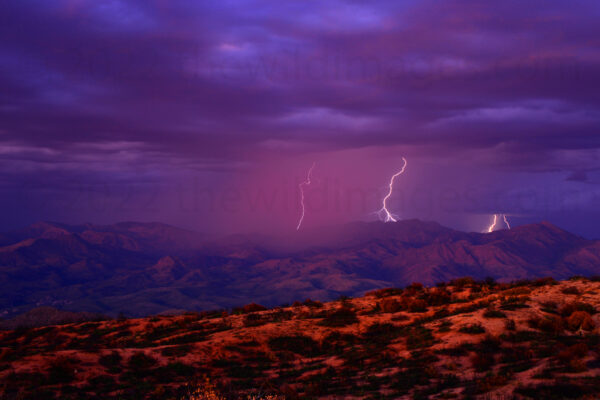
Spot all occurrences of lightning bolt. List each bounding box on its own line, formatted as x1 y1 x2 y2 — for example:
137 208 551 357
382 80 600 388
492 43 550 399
296 162 316 231
487 214 511 232
503 214 511 230
377 157 408 223
487 214 499 233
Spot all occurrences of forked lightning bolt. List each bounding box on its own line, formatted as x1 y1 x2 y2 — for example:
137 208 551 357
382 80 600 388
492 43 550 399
296 162 316 231
487 214 511 232
377 157 408 223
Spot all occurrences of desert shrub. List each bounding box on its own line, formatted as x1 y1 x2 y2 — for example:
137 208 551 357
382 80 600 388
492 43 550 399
363 322 403 347
128 351 157 370
560 301 597 316
402 298 428 313
46 356 79 384
438 320 452 332
532 277 558 286
234 303 267 314
318 307 358 327
425 288 452 306
406 327 435 349
99 351 122 370
270 309 294 322
243 313 266 327
483 308 507 319
473 373 509 394
366 287 403 298
433 307 450 319
528 315 564 334
561 286 580 295
504 319 516 331
155 362 196 382
500 295 530 310
503 287 531 296
515 382 595 399
450 277 476 289
557 343 589 365
566 311 595 331
459 324 486 334
321 331 360 354
379 298 402 313
303 299 323 308
268 334 321 357
471 352 495 372
406 282 424 291
500 345 533 364
161 344 192 357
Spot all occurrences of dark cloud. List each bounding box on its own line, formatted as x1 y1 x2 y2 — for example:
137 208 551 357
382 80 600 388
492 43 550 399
1 0 600 234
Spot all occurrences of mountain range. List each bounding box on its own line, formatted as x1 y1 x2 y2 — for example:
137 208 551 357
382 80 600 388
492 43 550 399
0 219 599 318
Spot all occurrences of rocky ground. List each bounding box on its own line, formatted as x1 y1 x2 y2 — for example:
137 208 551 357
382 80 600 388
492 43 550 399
1 277 600 399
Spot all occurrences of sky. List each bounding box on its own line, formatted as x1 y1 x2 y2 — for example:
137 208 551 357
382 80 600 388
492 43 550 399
1 0 600 238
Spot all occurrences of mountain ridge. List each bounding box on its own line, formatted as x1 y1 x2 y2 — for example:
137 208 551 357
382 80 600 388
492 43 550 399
0 219 599 318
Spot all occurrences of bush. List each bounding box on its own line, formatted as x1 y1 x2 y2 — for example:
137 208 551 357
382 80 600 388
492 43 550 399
557 343 589 371
459 324 486 334
561 286 580 295
402 298 428 313
483 308 507 319
128 352 157 370
528 315 563 334
566 311 595 331
504 319 516 331
450 277 476 288
471 352 495 372
379 298 402 313
243 313 266 327
318 307 358 327
363 322 403 347
366 288 403 298
46 356 79 384
99 351 122 370
303 299 323 308
425 288 452 306
235 303 267 314
560 301 597 316
268 334 321 357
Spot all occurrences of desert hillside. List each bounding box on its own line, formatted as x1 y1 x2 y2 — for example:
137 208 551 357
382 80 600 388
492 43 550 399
2 277 600 399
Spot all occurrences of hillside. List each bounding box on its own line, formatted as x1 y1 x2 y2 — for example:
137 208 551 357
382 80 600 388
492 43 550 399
1 220 600 317
1 277 600 399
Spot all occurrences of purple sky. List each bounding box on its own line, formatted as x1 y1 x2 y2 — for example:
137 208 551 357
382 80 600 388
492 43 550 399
1 0 600 237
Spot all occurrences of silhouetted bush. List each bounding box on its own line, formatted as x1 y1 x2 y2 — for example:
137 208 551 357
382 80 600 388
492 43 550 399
483 308 507 318
234 303 267 314
46 356 79 384
560 301 597 316
504 319 516 331
425 288 452 306
566 311 595 331
471 352 495 372
561 286 580 295
363 322 403 347
528 315 564 334
402 298 428 313
318 307 358 327
459 324 486 334
99 351 122 371
379 298 402 313
128 351 157 370
366 287 403 298
268 334 321 357
303 299 323 308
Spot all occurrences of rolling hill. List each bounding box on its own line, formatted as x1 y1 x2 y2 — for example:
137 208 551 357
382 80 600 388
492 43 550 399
0 220 599 318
